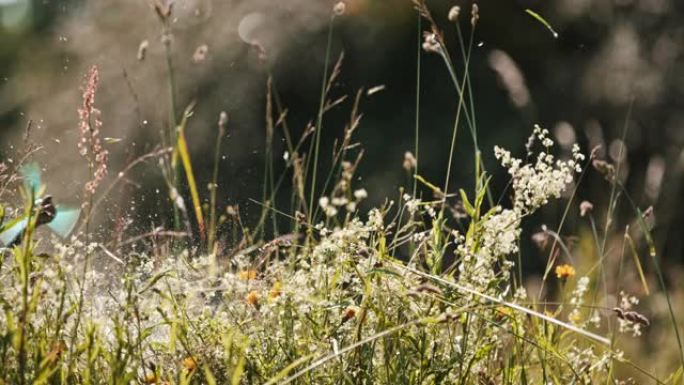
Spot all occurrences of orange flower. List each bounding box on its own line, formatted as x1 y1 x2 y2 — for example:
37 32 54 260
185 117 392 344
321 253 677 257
555 264 576 280
245 290 260 306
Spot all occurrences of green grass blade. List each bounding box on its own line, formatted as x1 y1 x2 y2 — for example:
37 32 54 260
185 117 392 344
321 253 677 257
174 103 206 241
525 9 559 38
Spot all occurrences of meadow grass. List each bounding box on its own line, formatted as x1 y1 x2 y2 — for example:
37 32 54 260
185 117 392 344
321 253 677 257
0 2 682 384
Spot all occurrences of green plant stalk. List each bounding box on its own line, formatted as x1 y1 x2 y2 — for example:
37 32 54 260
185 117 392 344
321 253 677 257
175 105 206 242
599 100 632 267
311 90 363 222
404 9 423 262
16 192 36 385
208 123 225 252
453 24 478 151
261 79 278 239
413 14 422 198
436 42 474 141
454 23 495 208
306 15 335 226
162 20 182 233
269 139 278 237
437 20 484 215
67 108 99 380
249 78 303 239
536 155 592 300
439 49 467 211
607 226 630 381
618 181 684 368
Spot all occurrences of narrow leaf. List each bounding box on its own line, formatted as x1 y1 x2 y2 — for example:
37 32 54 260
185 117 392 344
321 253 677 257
176 103 206 240
525 9 559 39
625 233 651 296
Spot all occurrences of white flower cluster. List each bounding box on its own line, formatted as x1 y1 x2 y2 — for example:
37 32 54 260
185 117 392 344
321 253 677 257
566 345 618 384
457 126 584 292
317 159 368 217
319 188 369 217
403 193 421 215
494 125 584 214
480 207 521 257
457 208 520 291
616 291 644 337
568 276 591 325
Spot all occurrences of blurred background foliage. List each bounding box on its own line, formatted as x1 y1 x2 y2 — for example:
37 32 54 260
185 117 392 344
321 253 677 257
0 0 682 275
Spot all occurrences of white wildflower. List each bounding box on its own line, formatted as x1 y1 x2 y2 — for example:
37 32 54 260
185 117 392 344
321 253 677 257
367 208 384 231
495 126 583 214
353 188 368 200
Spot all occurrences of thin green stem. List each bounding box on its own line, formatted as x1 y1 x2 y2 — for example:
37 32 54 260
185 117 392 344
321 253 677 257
413 15 422 198
208 115 225 252
162 21 181 233
307 16 336 226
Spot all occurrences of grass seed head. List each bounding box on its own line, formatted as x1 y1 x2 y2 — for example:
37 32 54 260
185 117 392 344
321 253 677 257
448 6 461 22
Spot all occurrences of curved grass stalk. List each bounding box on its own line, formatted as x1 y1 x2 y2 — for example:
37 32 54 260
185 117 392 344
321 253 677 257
267 295 631 385
174 103 206 242
396 263 611 345
614 180 684 368
266 319 423 385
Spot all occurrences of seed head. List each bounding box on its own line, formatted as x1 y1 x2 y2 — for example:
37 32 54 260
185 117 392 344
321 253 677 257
448 6 461 22
642 205 654 218
192 44 209 63
471 3 480 26
137 40 149 61
531 231 549 250
403 151 417 171
592 159 616 182
77 65 108 198
333 1 346 16
152 0 173 21
218 111 228 133
613 307 650 326
422 32 441 53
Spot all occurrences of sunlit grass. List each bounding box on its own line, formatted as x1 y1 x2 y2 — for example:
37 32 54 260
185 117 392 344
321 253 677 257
0 2 681 385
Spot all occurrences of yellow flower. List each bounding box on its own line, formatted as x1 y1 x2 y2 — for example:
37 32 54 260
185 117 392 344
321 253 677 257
239 269 258 281
495 306 513 318
269 281 282 299
555 264 576 280
181 356 197 372
142 372 159 384
245 290 260 306
569 309 583 324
